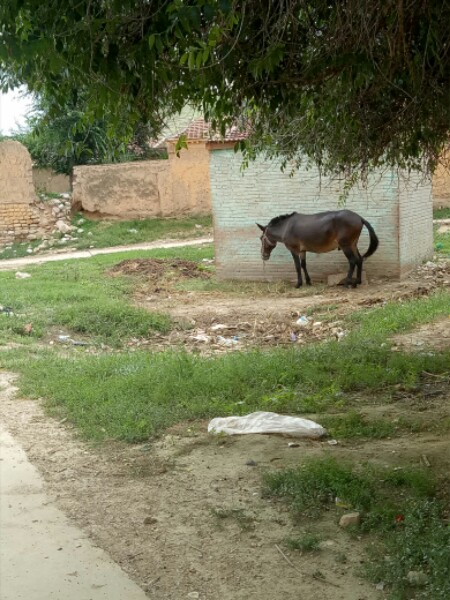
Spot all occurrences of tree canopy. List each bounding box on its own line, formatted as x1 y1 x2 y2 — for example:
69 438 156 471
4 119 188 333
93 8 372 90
1 1 450 177
10 93 164 175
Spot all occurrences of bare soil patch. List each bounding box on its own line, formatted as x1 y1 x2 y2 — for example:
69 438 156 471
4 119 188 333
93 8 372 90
116 258 450 353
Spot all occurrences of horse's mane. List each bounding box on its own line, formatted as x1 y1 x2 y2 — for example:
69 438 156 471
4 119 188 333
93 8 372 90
268 212 296 227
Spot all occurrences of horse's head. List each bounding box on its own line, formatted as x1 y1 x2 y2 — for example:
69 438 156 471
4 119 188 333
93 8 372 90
257 223 277 261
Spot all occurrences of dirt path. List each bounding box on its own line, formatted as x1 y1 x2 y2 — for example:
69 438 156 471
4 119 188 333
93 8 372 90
0 237 213 271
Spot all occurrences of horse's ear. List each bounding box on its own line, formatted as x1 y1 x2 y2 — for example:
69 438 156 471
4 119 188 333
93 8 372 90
256 223 266 232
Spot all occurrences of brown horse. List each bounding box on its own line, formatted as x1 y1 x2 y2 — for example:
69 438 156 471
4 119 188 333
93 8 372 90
257 209 379 288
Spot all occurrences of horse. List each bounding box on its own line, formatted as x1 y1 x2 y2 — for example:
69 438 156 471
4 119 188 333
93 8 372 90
256 209 379 288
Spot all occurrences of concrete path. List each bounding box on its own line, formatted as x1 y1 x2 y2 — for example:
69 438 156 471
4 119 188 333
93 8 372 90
0 236 213 271
0 426 148 600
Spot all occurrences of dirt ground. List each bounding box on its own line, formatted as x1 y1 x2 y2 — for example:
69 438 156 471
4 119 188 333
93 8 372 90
1 256 449 600
109 256 450 353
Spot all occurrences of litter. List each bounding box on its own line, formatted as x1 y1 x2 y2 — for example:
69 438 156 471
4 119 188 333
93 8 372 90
210 323 227 331
296 315 309 326
0 306 14 315
290 332 298 342
190 333 211 343
15 272 32 279
217 335 239 346
208 411 327 439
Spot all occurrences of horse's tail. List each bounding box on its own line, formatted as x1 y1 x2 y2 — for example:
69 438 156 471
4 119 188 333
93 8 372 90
361 218 379 259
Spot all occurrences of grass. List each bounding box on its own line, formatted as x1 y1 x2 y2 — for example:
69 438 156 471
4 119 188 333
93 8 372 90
434 226 450 256
211 507 255 531
0 214 212 260
69 213 212 250
0 289 448 442
319 411 396 439
284 533 322 552
264 457 449 598
0 245 215 348
434 207 450 219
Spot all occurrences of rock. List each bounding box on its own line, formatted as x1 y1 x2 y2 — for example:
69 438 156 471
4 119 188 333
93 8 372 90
339 512 361 528
55 220 73 234
187 593 200 599
245 459 257 467
143 516 158 526
406 570 428 587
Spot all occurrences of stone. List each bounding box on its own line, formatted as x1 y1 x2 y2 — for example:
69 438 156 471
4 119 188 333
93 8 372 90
143 516 158 526
339 512 361 528
406 570 428 587
54 220 72 234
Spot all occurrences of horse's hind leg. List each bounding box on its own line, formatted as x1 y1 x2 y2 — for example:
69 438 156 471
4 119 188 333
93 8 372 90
342 247 358 288
300 251 311 285
291 252 303 287
355 249 363 284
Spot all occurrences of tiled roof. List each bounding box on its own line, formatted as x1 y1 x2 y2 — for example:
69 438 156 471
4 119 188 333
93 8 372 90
165 118 250 143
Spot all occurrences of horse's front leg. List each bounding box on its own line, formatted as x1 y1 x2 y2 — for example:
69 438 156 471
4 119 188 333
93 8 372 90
291 252 303 288
300 251 312 286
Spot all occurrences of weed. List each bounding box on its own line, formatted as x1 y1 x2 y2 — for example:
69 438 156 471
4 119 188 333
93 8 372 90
284 533 322 552
211 507 255 531
366 500 450 600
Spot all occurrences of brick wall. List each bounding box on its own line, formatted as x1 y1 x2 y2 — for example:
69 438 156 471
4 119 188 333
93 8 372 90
432 152 450 209
398 174 434 277
0 141 69 245
209 149 433 282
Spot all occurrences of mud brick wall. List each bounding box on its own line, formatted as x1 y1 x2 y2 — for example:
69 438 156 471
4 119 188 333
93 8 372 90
0 141 64 245
432 153 450 209
209 148 433 282
72 145 211 218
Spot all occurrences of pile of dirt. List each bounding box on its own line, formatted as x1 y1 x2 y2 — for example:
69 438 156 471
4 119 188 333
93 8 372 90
108 258 211 292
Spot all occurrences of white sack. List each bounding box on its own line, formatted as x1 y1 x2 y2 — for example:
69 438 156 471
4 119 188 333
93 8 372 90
208 411 327 439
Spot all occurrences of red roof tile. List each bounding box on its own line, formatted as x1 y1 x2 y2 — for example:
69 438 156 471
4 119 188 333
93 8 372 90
165 118 249 143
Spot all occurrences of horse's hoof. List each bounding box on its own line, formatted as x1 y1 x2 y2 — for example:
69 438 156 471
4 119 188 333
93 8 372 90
306 280 312 286
295 283 303 289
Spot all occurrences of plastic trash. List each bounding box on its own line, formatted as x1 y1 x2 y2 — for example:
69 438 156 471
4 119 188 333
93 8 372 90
208 411 327 439
296 315 309 326
58 335 71 341
190 334 211 343
290 332 298 342
15 272 31 279
217 335 239 346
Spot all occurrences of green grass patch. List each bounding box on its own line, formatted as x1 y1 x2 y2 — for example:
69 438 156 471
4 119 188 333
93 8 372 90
211 507 255 531
366 500 450 600
434 226 450 256
320 411 396 439
69 214 212 250
0 289 448 441
284 533 322 552
434 207 450 219
0 215 212 260
264 457 448 598
0 254 175 347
